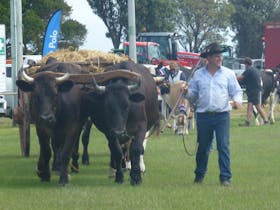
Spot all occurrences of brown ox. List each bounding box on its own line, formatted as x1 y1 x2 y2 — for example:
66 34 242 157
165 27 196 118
16 58 89 186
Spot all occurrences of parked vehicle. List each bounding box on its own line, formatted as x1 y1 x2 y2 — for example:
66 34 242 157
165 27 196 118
137 32 200 68
0 59 12 117
0 55 42 117
122 41 162 64
263 22 280 69
223 57 265 77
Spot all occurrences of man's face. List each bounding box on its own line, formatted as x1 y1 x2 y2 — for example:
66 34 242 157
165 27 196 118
170 68 176 73
207 53 223 68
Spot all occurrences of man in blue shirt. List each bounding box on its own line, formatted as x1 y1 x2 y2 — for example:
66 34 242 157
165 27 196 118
184 43 243 186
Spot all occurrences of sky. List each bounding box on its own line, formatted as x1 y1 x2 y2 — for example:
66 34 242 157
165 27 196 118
65 0 113 52
64 0 235 53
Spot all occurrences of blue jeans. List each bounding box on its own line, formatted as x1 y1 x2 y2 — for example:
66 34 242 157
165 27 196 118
195 112 231 181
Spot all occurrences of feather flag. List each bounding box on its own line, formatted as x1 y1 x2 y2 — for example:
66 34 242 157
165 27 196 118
42 10 62 56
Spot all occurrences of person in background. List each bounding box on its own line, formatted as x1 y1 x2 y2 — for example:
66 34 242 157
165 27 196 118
158 62 187 94
237 57 268 126
184 42 243 186
167 62 187 83
167 62 188 115
158 62 188 131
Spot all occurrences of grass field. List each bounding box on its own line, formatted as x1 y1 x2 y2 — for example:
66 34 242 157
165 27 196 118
0 106 279 210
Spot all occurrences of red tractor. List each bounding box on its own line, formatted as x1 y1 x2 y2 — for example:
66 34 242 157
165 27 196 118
137 32 200 68
122 41 162 64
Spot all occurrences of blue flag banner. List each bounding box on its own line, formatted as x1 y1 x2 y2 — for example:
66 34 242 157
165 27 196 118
42 10 62 56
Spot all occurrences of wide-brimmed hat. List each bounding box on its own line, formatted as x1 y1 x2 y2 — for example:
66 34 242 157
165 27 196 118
200 43 227 58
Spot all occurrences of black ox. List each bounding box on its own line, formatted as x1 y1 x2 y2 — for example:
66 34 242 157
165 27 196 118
82 60 160 185
16 58 89 186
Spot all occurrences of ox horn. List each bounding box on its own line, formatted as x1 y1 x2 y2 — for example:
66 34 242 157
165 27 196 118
22 70 34 82
91 75 106 94
55 73 70 83
127 79 141 92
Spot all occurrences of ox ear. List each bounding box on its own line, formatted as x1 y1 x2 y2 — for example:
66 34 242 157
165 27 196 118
45 56 58 64
16 80 34 92
57 80 74 92
129 93 145 103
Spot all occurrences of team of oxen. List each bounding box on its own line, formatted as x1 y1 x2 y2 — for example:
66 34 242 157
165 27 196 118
16 58 161 186
15 57 279 186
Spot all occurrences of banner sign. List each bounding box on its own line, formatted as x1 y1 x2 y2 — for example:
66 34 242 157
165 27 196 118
0 24 6 92
42 10 62 56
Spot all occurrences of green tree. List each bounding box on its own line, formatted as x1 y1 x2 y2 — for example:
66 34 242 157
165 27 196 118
176 0 234 53
22 9 45 54
0 0 87 55
86 0 177 49
59 19 87 50
230 0 280 58
0 1 10 34
0 0 11 56
135 0 176 33
87 0 127 49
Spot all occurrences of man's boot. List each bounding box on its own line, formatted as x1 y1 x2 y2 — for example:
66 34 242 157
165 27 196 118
239 120 250 127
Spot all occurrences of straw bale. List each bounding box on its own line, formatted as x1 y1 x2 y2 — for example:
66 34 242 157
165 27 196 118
26 49 128 74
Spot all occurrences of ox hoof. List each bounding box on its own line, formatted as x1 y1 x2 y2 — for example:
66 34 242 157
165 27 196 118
58 174 71 186
37 169 50 182
115 172 124 184
40 177 50 182
82 155 90 165
115 179 124 184
82 159 90 165
130 173 142 185
130 177 142 186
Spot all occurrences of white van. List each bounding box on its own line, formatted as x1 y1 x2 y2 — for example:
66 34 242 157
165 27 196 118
0 55 42 117
0 61 14 117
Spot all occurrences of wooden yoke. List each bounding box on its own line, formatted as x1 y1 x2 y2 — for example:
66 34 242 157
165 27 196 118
70 69 141 84
24 69 141 84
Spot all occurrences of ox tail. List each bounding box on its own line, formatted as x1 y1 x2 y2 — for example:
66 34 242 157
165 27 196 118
147 117 161 137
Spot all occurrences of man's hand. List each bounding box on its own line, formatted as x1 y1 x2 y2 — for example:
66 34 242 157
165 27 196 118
231 101 240 109
182 83 188 93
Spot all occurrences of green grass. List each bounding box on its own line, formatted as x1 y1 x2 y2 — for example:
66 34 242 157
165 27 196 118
0 109 280 210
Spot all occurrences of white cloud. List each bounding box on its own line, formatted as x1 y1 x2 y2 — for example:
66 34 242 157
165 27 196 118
65 0 114 52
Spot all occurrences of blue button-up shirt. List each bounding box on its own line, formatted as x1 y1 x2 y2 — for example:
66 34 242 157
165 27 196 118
186 66 243 113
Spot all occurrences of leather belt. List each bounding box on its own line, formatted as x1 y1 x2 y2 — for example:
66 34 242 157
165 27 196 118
197 111 228 116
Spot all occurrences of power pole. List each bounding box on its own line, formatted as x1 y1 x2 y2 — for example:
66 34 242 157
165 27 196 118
128 0 137 63
10 0 23 107
11 0 30 157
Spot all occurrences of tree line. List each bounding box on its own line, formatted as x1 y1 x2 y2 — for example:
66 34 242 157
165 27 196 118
88 0 280 58
1 0 279 58
0 0 87 56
